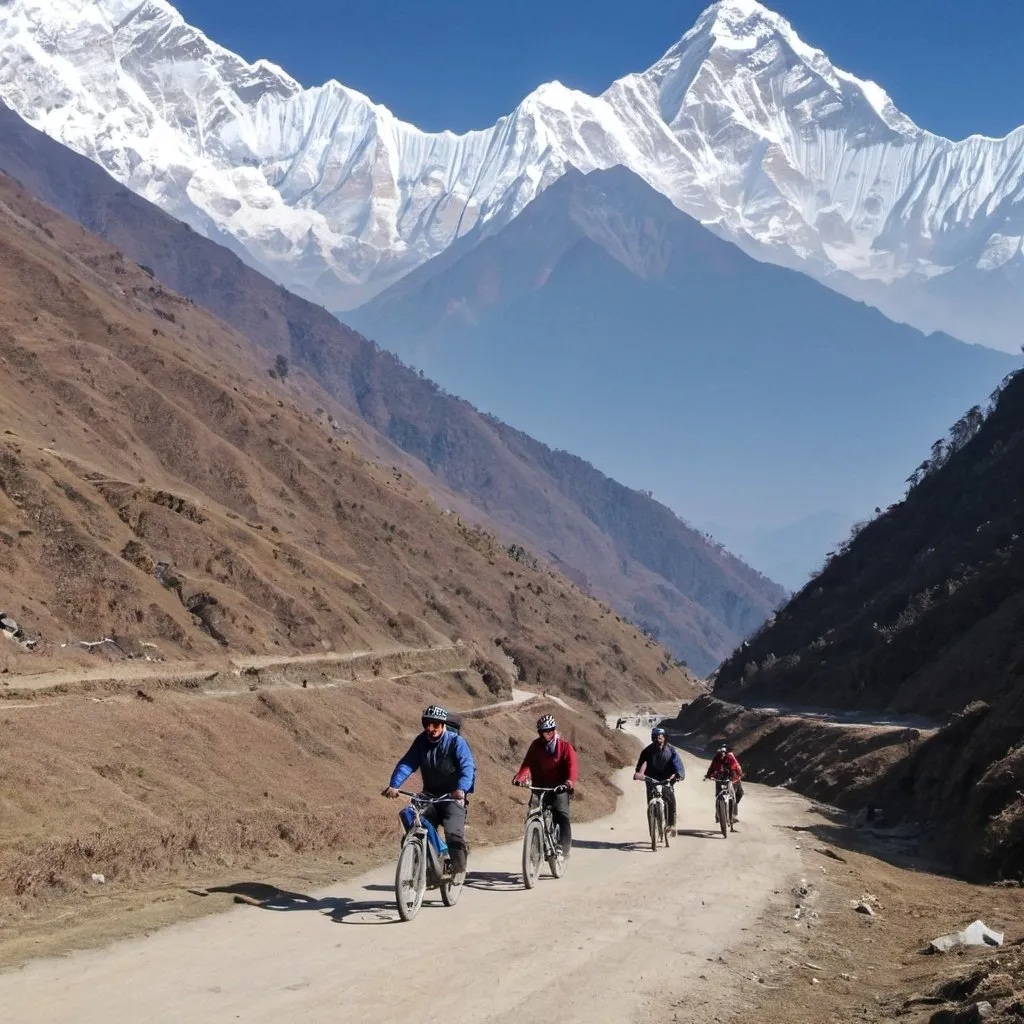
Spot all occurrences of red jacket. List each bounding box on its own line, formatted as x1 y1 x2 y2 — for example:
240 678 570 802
706 751 742 783
513 736 578 787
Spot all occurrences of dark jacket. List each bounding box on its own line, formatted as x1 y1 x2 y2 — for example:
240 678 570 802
636 742 684 781
389 728 476 795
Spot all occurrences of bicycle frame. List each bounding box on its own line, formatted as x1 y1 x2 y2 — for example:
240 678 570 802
398 791 456 886
524 785 566 861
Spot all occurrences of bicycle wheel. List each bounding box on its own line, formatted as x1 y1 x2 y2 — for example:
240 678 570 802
662 805 670 848
545 811 566 878
717 796 729 839
647 802 659 852
440 863 464 907
395 838 426 921
522 817 544 889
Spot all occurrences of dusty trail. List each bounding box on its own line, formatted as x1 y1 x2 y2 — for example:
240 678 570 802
0 722 808 1024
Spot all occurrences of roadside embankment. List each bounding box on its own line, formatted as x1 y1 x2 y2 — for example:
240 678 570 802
671 694 1024 882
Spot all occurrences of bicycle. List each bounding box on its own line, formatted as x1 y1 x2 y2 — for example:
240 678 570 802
709 772 737 838
515 784 569 888
393 791 465 921
636 777 674 851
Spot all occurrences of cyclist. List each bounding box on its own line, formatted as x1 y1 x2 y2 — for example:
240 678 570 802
633 726 685 835
704 741 743 822
383 704 475 874
512 714 578 859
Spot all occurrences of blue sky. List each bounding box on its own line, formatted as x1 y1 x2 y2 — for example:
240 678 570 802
174 0 1024 140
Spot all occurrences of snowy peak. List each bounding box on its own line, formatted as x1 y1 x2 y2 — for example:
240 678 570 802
2 0 1024 348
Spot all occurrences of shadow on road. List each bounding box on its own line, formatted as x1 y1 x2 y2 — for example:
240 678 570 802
202 882 396 923
572 838 650 853
464 871 522 892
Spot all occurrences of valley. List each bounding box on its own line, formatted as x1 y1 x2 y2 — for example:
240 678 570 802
0 1 1022 1021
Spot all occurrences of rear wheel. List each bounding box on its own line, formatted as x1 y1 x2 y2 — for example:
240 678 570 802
522 817 543 889
662 807 671 848
395 838 426 921
717 796 729 839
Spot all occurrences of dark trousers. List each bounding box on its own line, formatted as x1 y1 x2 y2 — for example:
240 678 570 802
424 799 468 871
734 782 744 809
646 780 677 827
530 791 572 855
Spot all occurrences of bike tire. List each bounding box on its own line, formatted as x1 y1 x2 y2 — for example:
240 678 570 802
648 802 659 852
440 867 464 907
522 818 543 889
663 807 670 848
395 838 426 921
717 796 729 839
544 809 566 878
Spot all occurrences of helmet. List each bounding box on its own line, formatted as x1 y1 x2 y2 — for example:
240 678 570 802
717 741 728 752
537 714 557 732
651 727 666 740
421 705 449 726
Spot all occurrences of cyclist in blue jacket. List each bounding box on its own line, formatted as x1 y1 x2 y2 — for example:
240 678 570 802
383 704 476 874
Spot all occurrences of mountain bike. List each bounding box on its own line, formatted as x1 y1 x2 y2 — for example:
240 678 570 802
710 773 737 838
393 791 465 921
637 777 674 851
515 784 569 888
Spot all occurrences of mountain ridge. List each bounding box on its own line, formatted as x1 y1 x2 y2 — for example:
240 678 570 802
0 101 783 672
352 165 1017 566
2 0 1023 347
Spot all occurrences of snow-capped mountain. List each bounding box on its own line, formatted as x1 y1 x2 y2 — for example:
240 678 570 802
2 0 1023 348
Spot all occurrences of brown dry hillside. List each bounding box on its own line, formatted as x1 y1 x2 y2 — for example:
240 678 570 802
702 362 1024 880
0 167 697 707
0 102 784 673
0 160 699 957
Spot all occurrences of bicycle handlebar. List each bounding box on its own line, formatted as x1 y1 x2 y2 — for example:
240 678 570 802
635 776 677 785
397 790 458 803
513 783 570 793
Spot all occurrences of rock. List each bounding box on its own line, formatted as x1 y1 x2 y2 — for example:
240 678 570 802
855 901 876 916
930 1001 996 1024
91 873 105 884
929 921 1004 953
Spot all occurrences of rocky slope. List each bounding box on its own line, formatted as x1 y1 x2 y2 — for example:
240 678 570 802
703 364 1024 879
0 160 702 707
2 0 1022 348
0 102 783 672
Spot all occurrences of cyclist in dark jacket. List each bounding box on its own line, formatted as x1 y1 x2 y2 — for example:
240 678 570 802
383 704 476 873
633 727 685 833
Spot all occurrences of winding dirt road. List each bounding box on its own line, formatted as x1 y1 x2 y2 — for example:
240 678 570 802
0 726 809 1023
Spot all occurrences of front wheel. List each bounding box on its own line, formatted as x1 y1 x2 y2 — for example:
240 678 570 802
545 810 566 878
717 796 729 839
395 837 426 921
440 864 464 907
522 817 543 889
647 801 660 852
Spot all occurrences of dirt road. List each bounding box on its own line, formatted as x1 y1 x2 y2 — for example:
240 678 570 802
0 724 809 1024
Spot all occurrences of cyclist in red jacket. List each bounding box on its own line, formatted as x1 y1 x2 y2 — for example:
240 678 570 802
704 742 744 821
513 714 578 858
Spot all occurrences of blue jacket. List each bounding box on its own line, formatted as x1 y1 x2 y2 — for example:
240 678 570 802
389 729 476 795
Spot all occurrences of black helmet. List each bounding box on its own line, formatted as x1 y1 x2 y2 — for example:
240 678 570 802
651 726 666 740
537 714 557 732
422 705 449 727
